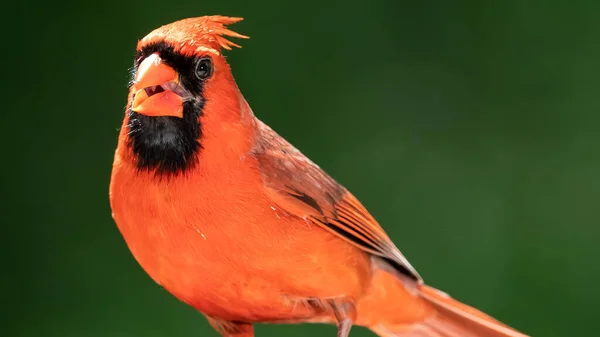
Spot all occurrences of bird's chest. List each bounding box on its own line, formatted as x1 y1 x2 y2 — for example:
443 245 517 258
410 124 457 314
109 163 314 319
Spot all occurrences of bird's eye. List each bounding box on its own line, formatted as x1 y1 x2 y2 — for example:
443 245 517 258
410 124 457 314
195 58 213 80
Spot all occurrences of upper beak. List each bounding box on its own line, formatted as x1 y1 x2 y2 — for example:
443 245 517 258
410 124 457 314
131 53 185 118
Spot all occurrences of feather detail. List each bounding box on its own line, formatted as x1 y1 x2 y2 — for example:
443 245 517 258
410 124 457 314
252 120 422 283
138 15 249 56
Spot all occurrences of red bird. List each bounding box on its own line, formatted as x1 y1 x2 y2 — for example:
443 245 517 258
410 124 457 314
109 16 529 337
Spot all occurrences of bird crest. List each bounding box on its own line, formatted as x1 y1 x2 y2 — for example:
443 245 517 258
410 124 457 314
138 15 249 56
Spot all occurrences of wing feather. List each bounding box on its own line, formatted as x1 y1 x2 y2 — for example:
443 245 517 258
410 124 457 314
252 121 422 282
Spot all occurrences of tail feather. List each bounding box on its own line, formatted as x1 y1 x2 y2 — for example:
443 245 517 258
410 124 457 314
419 285 527 337
357 269 529 337
377 285 529 337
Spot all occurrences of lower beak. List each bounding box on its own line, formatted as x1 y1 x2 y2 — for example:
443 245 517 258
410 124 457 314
131 53 184 118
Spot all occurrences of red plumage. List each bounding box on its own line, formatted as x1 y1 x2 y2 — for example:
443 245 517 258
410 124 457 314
110 16 529 337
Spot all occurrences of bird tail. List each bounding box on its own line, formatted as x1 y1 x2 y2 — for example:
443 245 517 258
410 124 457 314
358 271 529 337
399 285 529 337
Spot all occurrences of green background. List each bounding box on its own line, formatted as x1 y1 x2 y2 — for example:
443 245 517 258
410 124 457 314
6 1 599 336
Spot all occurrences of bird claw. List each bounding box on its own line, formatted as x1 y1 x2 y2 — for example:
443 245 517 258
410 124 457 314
204 316 254 337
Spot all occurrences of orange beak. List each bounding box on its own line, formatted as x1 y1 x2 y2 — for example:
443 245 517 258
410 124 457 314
132 53 185 118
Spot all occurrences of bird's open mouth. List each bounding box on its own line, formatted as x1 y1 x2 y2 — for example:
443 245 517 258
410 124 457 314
131 53 188 118
143 82 189 98
132 83 187 118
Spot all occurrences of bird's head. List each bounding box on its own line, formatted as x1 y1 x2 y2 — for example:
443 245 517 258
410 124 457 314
123 16 251 176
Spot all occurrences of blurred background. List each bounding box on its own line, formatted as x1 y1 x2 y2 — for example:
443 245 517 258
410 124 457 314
4 1 599 336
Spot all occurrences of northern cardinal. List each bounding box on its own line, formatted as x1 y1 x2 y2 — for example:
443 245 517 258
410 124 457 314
109 16 529 337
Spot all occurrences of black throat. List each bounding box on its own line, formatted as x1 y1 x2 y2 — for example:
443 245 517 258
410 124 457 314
126 41 206 176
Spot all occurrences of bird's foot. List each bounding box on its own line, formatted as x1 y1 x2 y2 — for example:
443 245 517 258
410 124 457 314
328 298 355 337
205 316 254 337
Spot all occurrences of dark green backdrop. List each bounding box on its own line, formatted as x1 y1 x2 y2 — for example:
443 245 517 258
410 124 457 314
5 1 599 336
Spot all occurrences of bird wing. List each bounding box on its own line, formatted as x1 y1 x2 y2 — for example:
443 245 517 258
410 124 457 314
252 121 422 282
